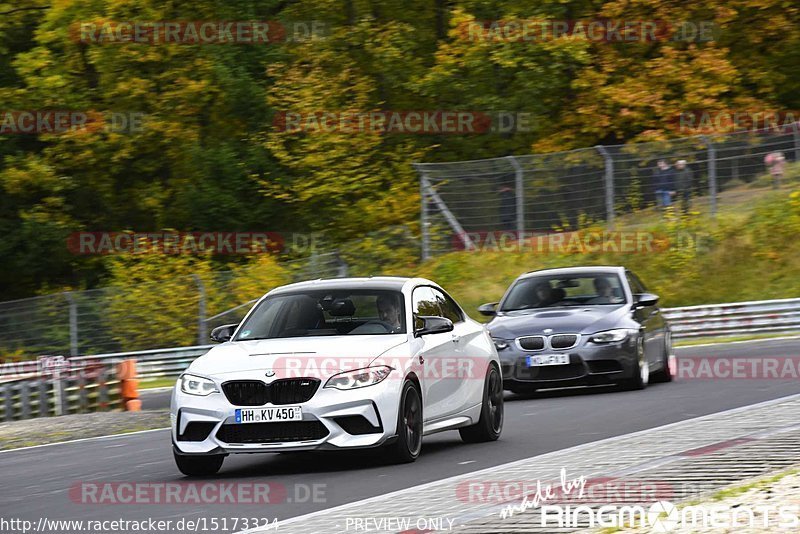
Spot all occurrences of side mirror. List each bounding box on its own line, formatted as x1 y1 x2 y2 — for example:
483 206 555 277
634 293 659 308
478 302 499 317
210 323 238 343
414 316 454 337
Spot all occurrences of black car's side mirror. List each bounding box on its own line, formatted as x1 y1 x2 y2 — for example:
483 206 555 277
414 316 454 337
478 302 499 316
210 323 238 342
634 293 659 308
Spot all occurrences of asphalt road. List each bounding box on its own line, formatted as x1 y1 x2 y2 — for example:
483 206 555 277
2 338 799 532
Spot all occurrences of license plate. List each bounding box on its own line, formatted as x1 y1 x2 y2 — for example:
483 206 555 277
527 354 570 366
235 406 302 424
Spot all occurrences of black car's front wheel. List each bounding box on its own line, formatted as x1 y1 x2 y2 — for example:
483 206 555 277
460 365 504 443
620 335 649 391
173 450 224 477
651 330 673 383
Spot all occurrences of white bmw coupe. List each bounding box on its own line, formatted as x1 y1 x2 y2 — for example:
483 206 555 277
171 277 503 475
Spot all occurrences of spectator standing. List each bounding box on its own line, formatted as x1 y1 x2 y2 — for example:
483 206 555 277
764 152 786 189
653 159 675 211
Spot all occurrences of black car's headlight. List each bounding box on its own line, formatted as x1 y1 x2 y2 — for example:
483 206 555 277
180 374 218 396
492 337 511 351
588 329 636 344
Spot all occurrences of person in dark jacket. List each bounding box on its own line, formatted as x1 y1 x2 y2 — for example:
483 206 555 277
653 159 675 210
674 160 693 214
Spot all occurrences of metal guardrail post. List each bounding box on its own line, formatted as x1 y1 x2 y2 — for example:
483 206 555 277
192 275 207 346
64 292 79 357
792 121 800 164
595 146 615 229
506 156 525 235
418 167 431 261
420 174 474 250
701 136 718 217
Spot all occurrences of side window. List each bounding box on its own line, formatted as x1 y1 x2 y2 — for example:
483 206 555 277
630 272 649 292
432 288 464 323
412 287 441 330
625 271 646 294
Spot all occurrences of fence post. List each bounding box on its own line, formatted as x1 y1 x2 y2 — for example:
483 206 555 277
506 156 525 235
334 250 349 277
192 275 207 346
418 166 431 261
64 292 79 357
595 146 615 229
793 121 800 163
702 136 718 217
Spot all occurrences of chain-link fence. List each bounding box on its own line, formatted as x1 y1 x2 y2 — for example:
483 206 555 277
416 126 800 258
0 252 349 361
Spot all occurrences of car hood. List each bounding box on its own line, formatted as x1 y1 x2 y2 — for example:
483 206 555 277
187 335 408 379
487 305 630 338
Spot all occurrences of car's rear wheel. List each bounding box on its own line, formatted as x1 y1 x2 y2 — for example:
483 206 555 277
651 331 673 383
173 450 224 476
460 365 504 443
388 380 423 463
620 335 649 391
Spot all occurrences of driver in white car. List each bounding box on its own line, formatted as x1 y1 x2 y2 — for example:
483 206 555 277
377 293 403 332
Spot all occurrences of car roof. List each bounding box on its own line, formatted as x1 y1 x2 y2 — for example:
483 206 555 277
267 276 434 295
517 266 626 280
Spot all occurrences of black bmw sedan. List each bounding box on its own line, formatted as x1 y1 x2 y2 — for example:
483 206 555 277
479 266 673 393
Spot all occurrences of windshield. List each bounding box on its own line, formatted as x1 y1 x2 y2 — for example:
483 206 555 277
500 273 626 311
234 289 406 340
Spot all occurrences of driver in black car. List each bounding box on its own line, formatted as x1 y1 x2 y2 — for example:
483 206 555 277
534 282 561 307
377 294 403 332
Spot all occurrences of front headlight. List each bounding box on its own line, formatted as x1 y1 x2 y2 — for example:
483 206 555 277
588 329 635 343
180 374 218 396
492 338 511 351
324 366 393 390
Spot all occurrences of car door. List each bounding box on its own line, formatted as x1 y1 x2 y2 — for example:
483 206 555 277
412 286 460 422
626 271 664 369
431 287 482 413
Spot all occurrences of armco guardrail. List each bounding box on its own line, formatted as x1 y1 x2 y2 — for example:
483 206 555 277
663 297 800 339
0 366 120 421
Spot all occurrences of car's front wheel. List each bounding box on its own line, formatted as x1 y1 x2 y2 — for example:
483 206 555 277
173 450 224 476
651 331 673 383
388 380 423 463
620 335 649 391
460 365 503 443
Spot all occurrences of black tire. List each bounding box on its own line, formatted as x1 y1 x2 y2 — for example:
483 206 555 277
650 331 673 383
173 451 224 476
619 335 649 391
388 380 423 463
459 365 504 443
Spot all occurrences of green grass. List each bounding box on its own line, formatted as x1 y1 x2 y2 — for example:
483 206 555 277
418 185 800 322
675 332 800 347
139 377 178 389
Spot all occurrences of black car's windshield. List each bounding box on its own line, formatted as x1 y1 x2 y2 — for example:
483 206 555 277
235 289 406 340
500 273 626 311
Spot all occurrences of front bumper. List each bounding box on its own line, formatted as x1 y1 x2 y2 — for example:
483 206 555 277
497 337 639 390
171 376 401 455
